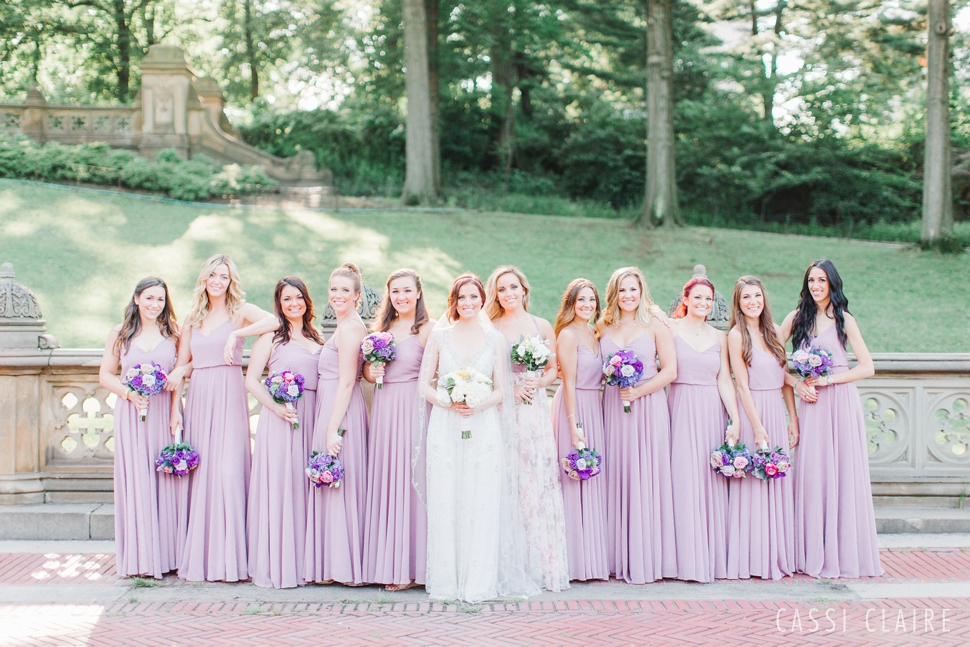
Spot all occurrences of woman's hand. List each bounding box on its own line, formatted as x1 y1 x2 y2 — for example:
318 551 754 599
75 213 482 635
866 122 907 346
618 385 640 403
170 409 182 436
370 362 386 380
725 420 740 447
274 403 299 426
223 331 239 365
164 368 184 393
126 391 149 411
326 429 343 456
514 384 535 405
570 423 587 450
787 418 800 449
805 375 831 388
795 380 818 403
452 402 474 418
753 424 770 451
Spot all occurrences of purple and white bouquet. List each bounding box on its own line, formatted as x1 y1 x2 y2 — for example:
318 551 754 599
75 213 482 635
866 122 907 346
791 346 834 380
306 451 344 489
710 442 753 479
437 368 493 439
750 447 792 482
265 371 305 430
561 446 603 481
510 334 552 405
361 332 396 389
124 362 168 421
156 441 200 477
602 350 644 413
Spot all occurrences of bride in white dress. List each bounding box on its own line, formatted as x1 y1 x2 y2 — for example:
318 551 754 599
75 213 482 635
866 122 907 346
416 273 539 603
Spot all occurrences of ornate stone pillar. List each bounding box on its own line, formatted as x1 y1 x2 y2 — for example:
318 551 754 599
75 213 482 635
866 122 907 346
138 45 197 160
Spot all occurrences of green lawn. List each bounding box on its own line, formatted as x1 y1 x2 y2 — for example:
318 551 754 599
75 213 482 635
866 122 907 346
1 180 967 352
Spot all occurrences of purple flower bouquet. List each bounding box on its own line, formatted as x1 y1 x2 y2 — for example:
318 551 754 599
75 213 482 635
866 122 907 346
156 442 200 477
266 371 305 429
124 362 167 421
306 451 344 489
602 350 644 413
361 332 396 389
791 346 834 380
750 447 792 482
710 442 753 479
561 447 603 481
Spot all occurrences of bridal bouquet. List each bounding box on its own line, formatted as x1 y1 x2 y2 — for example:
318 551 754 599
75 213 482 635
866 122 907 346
361 332 396 389
791 346 834 380
561 447 603 481
306 451 344 488
437 368 493 439
750 447 792 482
602 350 644 413
510 334 551 405
124 362 167 421
710 442 753 479
265 371 305 429
156 439 200 477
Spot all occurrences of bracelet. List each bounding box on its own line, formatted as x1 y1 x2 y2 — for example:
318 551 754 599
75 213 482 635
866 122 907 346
123 390 129 401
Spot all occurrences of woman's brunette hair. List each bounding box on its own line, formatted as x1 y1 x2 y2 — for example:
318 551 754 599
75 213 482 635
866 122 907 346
672 277 716 319
184 254 246 329
272 277 324 346
728 276 787 367
554 279 601 338
484 265 532 320
601 266 657 328
446 273 486 322
791 259 849 351
372 268 429 335
115 277 179 355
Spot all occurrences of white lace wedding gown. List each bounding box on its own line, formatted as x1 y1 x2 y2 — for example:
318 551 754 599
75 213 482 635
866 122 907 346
420 327 539 603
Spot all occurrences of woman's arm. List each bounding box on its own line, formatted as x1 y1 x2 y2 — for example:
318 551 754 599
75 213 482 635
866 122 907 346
728 328 769 449
782 383 799 448
324 321 367 456
622 320 677 402
807 313 875 387
781 311 818 403
715 331 740 445
557 329 587 448
245 333 298 426
223 303 279 364
535 317 559 389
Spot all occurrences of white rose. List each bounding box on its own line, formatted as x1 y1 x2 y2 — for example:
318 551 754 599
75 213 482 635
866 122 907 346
141 374 156 388
517 345 526 357
176 460 187 471
576 458 587 470
140 364 155 375
271 375 283 383
436 388 452 408
809 355 823 367
721 465 736 476
287 385 300 397
604 365 615 377
620 365 635 378
793 350 810 363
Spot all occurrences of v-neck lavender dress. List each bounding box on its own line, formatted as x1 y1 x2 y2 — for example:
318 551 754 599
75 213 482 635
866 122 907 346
602 333 676 584
114 337 187 578
304 341 369 585
794 325 882 578
362 335 428 587
726 344 795 580
551 341 609 582
248 341 321 589
668 335 728 583
178 321 251 582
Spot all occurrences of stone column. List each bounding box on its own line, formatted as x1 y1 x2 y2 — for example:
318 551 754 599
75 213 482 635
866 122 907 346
138 45 197 160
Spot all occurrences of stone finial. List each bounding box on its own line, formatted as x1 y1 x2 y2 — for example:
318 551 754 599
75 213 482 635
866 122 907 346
667 263 731 331
693 264 707 277
0 263 59 350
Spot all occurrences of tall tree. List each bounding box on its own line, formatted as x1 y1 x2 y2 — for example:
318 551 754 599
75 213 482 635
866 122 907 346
640 0 679 226
402 0 438 204
922 0 955 248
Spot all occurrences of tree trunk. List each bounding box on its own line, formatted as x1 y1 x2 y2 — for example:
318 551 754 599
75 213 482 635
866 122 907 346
922 0 954 247
114 0 131 102
145 3 156 46
764 0 784 125
401 0 437 205
244 0 259 101
426 0 441 194
640 0 679 227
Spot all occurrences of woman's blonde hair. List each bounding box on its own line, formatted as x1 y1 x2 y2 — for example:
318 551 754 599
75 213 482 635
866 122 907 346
601 266 657 329
184 254 246 329
484 265 531 320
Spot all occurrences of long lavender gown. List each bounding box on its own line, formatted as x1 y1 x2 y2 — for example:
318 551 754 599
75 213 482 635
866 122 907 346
362 335 428 586
794 324 882 578
726 344 795 580
248 341 320 589
551 342 609 582
668 335 728 583
114 338 187 578
179 321 251 582
304 342 369 585
602 333 676 584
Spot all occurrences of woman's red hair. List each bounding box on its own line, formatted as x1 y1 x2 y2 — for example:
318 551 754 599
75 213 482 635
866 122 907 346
673 277 716 319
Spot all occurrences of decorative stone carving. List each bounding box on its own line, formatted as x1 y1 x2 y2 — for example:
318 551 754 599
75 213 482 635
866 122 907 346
51 386 115 463
860 389 910 465
0 263 42 319
320 284 382 325
0 262 59 350
927 392 970 464
667 264 730 330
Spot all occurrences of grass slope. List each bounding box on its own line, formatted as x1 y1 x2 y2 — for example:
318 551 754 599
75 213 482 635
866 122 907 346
1 180 967 352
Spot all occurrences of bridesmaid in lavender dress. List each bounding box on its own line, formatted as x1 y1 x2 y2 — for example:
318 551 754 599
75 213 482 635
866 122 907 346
486 265 570 593
171 255 277 582
600 267 677 584
782 260 882 579
245 278 324 589
362 269 435 591
668 277 740 583
100 278 185 579
305 263 369 585
726 276 799 580
551 279 609 582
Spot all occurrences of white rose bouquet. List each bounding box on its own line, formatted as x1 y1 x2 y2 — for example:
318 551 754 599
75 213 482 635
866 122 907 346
510 334 551 405
437 368 493 439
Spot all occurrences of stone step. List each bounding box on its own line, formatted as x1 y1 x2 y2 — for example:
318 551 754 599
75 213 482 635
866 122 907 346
1 504 969 541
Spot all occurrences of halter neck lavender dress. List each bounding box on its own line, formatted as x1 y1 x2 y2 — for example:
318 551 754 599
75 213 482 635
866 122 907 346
794 324 882 578
362 334 428 587
668 335 728 583
304 341 369 585
602 333 676 584
178 321 251 582
726 343 795 580
551 340 609 582
248 341 321 589
114 337 187 578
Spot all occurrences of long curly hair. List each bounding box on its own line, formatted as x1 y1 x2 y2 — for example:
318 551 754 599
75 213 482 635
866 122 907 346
115 277 179 355
484 265 531 320
183 254 246 329
372 268 429 335
728 276 786 367
601 266 657 329
554 278 601 339
272 277 324 346
791 259 850 351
